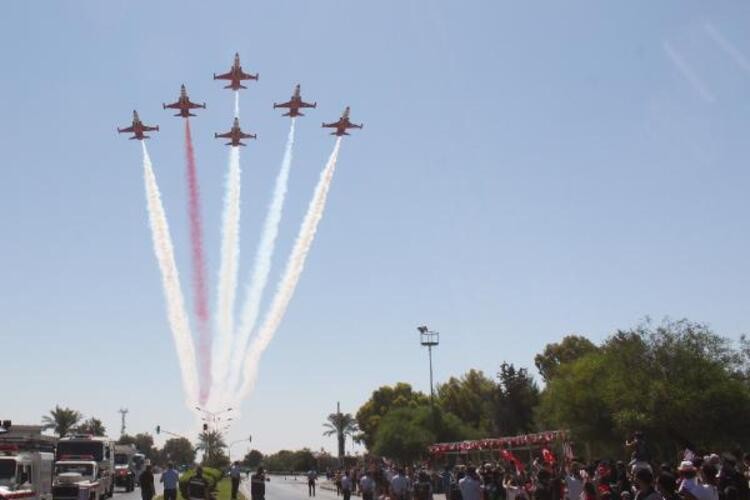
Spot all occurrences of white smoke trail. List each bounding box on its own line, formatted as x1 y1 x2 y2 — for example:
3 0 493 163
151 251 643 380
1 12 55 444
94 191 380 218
141 142 199 405
212 146 242 406
226 119 297 401
234 138 343 403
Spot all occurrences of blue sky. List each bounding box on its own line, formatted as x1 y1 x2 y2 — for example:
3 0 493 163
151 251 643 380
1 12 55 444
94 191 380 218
2 1 750 454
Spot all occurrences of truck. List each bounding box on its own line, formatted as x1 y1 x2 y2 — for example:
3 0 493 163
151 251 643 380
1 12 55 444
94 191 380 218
54 436 114 499
52 461 104 500
0 445 54 500
112 446 136 492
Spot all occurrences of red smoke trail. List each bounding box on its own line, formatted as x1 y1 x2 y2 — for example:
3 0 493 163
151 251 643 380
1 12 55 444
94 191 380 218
184 119 212 404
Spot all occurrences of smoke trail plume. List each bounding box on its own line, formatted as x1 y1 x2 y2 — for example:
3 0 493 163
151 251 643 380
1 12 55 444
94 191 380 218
142 142 199 405
227 119 297 399
184 120 212 404
212 145 242 404
235 138 343 402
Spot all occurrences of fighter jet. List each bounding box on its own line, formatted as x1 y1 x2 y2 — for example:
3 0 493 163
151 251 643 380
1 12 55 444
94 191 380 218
214 117 257 146
213 52 259 90
273 84 317 117
322 107 363 136
118 111 159 140
163 85 206 118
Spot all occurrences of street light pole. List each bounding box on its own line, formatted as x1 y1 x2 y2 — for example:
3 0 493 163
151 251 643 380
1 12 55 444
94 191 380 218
417 326 440 403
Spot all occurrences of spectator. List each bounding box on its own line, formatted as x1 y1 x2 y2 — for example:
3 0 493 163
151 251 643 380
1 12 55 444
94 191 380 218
342 470 353 500
633 469 659 500
139 464 155 500
392 468 410 500
360 471 376 500
459 467 481 500
250 467 267 500
308 470 318 497
230 461 242 500
160 463 179 500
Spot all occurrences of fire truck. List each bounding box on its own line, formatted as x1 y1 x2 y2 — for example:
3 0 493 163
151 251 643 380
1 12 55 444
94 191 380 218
0 443 54 500
113 446 136 492
54 436 114 499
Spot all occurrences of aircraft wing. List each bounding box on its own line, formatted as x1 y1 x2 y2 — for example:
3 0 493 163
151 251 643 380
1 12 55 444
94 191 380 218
239 132 256 139
164 102 181 109
215 132 232 139
239 70 258 80
118 126 135 133
187 101 205 109
300 101 316 108
274 100 293 109
143 125 159 132
322 121 341 128
214 71 233 80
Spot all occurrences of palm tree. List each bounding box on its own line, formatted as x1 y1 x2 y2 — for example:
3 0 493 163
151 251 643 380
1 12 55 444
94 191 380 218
41 406 82 437
196 430 228 468
322 404 358 463
76 417 106 436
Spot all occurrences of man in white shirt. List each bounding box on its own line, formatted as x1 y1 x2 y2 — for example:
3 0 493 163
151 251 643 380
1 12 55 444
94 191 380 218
391 469 410 500
341 471 353 500
564 464 583 500
459 467 481 500
359 471 376 500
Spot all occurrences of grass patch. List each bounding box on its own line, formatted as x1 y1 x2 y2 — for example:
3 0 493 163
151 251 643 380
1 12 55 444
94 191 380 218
154 478 246 500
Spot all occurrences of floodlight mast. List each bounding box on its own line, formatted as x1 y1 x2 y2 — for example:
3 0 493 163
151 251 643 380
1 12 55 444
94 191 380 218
418 325 440 403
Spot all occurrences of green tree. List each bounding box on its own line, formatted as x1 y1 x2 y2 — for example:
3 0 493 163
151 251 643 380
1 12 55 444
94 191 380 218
323 410 358 463
242 449 263 468
134 433 157 460
372 405 475 464
355 383 428 449
41 406 82 437
537 319 750 458
76 417 106 436
117 434 137 446
437 369 497 434
197 431 229 469
163 437 196 466
534 335 598 383
494 362 539 436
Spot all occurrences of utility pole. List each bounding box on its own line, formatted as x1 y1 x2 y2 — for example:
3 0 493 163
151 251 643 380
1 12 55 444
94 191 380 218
417 326 440 403
118 408 129 437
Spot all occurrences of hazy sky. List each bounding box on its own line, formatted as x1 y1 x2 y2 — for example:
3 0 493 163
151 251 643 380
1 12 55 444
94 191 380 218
2 1 750 455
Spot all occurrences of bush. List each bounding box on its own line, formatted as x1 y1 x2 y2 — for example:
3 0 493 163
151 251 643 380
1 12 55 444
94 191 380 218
178 467 223 498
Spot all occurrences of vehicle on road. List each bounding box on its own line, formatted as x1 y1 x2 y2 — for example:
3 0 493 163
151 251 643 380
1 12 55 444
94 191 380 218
52 461 104 500
113 446 138 492
0 444 54 500
55 436 114 499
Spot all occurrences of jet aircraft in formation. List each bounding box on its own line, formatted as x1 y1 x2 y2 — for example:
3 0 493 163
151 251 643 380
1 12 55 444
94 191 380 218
214 52 259 91
120 53 363 142
117 111 159 140
322 107 363 136
163 85 206 118
274 84 317 117
214 117 257 147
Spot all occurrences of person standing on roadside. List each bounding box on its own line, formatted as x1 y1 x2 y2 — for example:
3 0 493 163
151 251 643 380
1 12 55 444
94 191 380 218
459 467 481 500
251 467 267 500
188 466 210 500
160 463 180 500
360 470 376 500
391 468 410 500
308 469 318 497
230 461 242 500
342 470 353 500
139 464 156 500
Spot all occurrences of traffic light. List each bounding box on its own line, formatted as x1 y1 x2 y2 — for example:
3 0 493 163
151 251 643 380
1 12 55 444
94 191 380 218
156 425 160 435
203 423 208 432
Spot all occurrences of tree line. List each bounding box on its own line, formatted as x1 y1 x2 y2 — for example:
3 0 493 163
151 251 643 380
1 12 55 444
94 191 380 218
352 319 750 463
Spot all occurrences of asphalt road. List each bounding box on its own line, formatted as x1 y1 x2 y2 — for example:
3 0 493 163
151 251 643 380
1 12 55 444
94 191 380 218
243 476 339 500
112 474 164 500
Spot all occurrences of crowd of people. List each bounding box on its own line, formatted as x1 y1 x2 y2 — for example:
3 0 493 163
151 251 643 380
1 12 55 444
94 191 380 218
320 434 750 500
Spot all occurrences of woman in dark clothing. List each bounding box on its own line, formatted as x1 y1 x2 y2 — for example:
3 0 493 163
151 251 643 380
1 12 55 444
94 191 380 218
140 465 156 500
